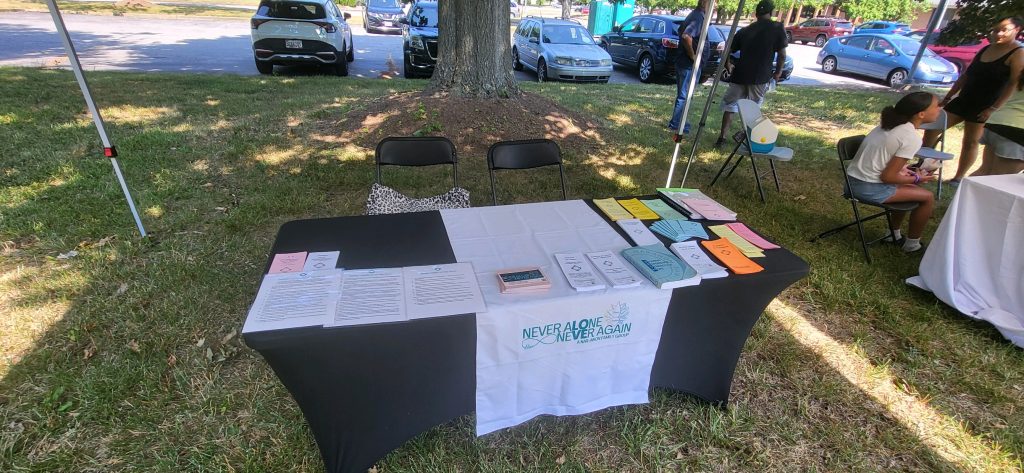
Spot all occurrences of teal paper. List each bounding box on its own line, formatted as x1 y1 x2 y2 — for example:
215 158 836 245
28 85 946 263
620 244 698 289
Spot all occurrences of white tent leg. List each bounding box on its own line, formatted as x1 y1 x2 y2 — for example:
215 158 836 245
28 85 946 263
45 0 148 237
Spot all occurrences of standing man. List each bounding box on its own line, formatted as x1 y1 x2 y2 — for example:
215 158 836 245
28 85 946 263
667 0 711 134
714 0 787 147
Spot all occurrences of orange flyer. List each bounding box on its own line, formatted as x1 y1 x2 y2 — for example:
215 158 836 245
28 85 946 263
700 238 764 275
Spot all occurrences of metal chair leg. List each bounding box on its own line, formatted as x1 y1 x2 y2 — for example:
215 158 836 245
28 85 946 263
851 201 872 263
750 156 766 203
710 148 738 187
884 211 897 243
725 155 746 179
769 159 781 191
937 166 944 199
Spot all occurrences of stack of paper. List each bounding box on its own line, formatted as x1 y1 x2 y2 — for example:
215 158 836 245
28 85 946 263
641 199 688 220
700 239 764 275
724 222 780 250
621 244 701 289
497 267 552 294
554 253 606 292
708 225 764 258
650 220 710 242
617 199 661 220
586 250 643 289
593 198 634 221
669 241 729 279
656 188 738 221
680 198 737 222
617 219 662 246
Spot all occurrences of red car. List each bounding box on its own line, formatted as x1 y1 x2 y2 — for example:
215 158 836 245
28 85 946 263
905 29 988 73
786 17 854 47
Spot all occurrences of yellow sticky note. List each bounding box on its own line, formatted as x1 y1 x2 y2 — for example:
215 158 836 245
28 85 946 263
593 198 634 221
708 225 765 258
617 198 661 220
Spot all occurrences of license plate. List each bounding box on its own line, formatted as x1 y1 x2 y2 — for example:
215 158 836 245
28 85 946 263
383 21 392 26
285 40 302 49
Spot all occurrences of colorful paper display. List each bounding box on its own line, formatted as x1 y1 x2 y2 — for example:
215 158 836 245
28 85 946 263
700 239 764 275
617 198 661 220
593 198 634 221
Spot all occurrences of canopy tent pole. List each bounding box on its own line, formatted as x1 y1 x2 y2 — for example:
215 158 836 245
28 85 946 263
664 0 718 187
45 0 148 237
902 0 950 90
679 0 747 187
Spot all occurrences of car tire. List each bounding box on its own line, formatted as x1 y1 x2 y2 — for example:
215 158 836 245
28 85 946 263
821 55 837 73
887 68 908 87
255 58 273 75
536 58 547 82
785 31 792 43
347 41 354 62
512 47 523 71
333 56 349 77
815 35 826 47
637 53 654 83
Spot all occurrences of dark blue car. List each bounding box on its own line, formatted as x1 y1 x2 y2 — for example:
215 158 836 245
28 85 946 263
600 14 725 83
400 1 438 78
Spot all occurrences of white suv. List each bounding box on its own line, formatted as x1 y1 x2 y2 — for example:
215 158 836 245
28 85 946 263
251 0 354 76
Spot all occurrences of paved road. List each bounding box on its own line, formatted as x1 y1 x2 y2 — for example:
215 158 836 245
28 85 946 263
0 12 885 89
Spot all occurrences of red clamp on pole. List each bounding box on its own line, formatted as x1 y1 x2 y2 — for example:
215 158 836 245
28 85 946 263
671 134 682 143
103 146 118 158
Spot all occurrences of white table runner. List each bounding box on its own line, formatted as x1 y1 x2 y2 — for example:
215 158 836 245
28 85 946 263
440 200 673 435
907 175 1024 347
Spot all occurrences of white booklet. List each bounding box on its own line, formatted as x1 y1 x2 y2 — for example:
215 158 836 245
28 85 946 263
327 263 487 328
616 218 662 246
585 250 643 289
554 252 606 292
669 241 729 279
243 269 343 334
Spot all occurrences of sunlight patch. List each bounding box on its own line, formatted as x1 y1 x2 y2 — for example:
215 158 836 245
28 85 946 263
253 146 306 166
0 300 71 379
767 299 1021 471
0 113 15 125
145 206 164 218
102 105 179 125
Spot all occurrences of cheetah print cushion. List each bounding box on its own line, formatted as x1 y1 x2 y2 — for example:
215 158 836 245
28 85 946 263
366 182 471 215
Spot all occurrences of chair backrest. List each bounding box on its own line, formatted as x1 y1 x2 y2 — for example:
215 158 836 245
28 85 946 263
736 99 763 130
917 109 947 152
486 139 567 205
375 136 459 187
837 135 865 198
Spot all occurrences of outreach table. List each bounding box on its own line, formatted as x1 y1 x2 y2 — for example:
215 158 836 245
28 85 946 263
908 174 1024 347
243 199 809 473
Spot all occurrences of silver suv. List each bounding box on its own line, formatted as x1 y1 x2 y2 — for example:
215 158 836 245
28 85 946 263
512 17 612 83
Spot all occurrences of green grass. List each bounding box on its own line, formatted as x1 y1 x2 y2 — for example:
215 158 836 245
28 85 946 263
1 67 1022 472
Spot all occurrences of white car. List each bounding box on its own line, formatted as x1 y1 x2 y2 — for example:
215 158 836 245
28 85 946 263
251 0 355 76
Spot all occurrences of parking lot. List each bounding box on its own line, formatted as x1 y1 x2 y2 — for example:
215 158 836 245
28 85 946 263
0 11 885 89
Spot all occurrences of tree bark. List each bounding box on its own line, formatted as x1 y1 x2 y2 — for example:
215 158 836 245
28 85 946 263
562 0 572 19
782 3 795 28
428 0 521 98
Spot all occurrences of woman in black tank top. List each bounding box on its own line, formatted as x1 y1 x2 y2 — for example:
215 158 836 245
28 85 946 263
924 16 1024 183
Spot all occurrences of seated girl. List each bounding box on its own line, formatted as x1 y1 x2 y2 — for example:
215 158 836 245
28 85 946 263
846 92 940 253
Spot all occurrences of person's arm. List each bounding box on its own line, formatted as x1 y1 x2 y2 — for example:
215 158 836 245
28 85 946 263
681 34 697 61
977 49 1024 121
879 156 935 184
774 47 786 82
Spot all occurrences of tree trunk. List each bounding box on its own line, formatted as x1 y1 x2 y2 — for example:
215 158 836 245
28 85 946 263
813 6 820 17
562 0 571 19
782 3 795 28
428 0 521 98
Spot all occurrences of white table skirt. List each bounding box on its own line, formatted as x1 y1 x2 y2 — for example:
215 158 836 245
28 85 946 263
907 174 1024 347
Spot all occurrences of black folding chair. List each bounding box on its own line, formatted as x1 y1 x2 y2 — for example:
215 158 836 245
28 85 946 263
810 135 919 264
487 139 568 205
375 136 459 188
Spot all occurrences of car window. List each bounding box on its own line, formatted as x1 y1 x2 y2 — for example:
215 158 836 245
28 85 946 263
543 25 596 44
368 0 400 6
798 20 812 27
654 20 666 35
528 22 540 40
815 20 828 27
637 18 656 33
846 36 872 49
871 38 894 53
837 21 852 28
256 1 326 20
893 38 936 56
408 4 437 27
619 18 639 33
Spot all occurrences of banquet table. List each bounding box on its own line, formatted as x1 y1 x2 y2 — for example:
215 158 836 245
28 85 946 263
907 175 1024 347
243 198 809 473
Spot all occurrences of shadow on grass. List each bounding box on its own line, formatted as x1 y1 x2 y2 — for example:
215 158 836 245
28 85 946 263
1 68 1021 471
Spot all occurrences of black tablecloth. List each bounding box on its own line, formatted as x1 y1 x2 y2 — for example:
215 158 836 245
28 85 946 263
244 201 809 473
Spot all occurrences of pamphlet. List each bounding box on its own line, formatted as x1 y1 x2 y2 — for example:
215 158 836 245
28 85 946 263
669 241 729 279
617 198 661 220
592 198 634 221
617 218 663 246
586 250 643 288
700 238 764 274
242 269 342 333
554 252 606 292
268 251 307 274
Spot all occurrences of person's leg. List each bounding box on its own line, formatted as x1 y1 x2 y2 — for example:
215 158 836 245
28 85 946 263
971 145 996 177
668 64 693 131
717 83 743 144
952 121 986 180
884 184 935 242
718 111 735 142
989 155 1024 175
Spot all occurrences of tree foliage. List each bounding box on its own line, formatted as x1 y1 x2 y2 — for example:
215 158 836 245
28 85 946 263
841 0 929 23
941 0 1021 45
